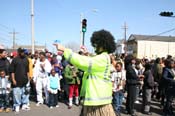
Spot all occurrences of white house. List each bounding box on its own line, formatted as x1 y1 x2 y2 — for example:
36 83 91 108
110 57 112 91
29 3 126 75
116 39 125 55
127 34 175 59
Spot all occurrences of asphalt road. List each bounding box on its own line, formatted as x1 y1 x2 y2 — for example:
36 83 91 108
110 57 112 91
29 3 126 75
0 99 170 116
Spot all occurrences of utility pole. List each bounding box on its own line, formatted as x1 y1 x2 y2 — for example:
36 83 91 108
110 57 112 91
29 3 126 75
31 0 35 54
45 42 47 49
122 22 128 54
9 29 19 50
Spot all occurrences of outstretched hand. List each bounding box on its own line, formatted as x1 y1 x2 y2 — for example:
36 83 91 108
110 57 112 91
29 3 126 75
53 43 65 52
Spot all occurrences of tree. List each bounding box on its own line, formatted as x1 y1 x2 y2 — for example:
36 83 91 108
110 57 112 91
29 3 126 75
65 41 80 52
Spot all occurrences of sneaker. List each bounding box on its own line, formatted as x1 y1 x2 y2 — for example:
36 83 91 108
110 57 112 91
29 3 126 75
27 103 30 106
15 106 20 112
124 110 129 115
143 111 152 115
55 105 59 108
22 104 30 111
75 103 79 106
68 105 72 109
131 113 137 116
36 102 43 106
135 100 140 104
49 106 53 109
5 108 11 113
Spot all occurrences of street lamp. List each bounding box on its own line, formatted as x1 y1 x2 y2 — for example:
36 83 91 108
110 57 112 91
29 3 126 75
80 9 98 46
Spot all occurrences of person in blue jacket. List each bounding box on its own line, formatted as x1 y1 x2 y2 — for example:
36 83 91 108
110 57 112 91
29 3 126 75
162 59 175 116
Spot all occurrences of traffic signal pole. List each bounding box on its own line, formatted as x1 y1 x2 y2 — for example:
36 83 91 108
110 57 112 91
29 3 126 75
81 19 87 46
82 32 85 46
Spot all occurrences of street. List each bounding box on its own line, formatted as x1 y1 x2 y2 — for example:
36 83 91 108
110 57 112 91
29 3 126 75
0 98 167 116
0 101 81 116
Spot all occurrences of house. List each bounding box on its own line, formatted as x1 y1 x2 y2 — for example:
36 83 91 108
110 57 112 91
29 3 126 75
127 34 175 59
116 39 125 55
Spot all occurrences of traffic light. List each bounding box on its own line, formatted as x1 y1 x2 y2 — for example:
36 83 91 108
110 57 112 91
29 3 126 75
159 11 173 17
82 19 87 32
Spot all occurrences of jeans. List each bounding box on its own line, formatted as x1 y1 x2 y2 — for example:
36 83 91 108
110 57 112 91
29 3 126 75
13 87 29 107
142 88 152 112
0 93 10 108
48 93 58 107
136 85 140 100
113 90 124 114
164 86 175 115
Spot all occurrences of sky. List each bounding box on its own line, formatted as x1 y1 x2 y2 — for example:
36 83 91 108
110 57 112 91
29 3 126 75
0 0 175 52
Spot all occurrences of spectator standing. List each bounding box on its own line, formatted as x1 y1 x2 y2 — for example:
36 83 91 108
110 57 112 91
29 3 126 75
135 59 143 104
51 54 63 78
125 55 143 116
33 52 52 106
162 59 175 116
31 51 40 99
111 62 126 116
10 48 30 112
152 58 163 100
0 49 10 76
64 63 80 109
32 51 40 68
47 69 62 108
142 63 154 115
24 49 33 106
0 70 11 113
60 57 69 101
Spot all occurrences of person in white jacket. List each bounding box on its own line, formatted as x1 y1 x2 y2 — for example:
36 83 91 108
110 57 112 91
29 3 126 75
33 52 52 106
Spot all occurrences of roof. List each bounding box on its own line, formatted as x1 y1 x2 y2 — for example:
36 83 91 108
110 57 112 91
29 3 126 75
128 34 175 42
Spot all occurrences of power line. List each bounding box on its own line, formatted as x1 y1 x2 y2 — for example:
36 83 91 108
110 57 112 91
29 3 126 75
0 37 10 41
0 37 11 45
0 29 10 33
0 24 12 32
0 24 11 30
0 36 11 44
0 31 11 38
155 28 175 36
137 27 175 41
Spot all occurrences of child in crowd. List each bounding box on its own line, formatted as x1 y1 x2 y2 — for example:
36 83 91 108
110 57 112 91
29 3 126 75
0 70 11 113
111 62 126 116
64 63 80 109
47 69 62 109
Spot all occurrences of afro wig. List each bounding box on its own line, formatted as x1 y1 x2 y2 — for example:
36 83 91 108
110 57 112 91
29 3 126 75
90 29 116 53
